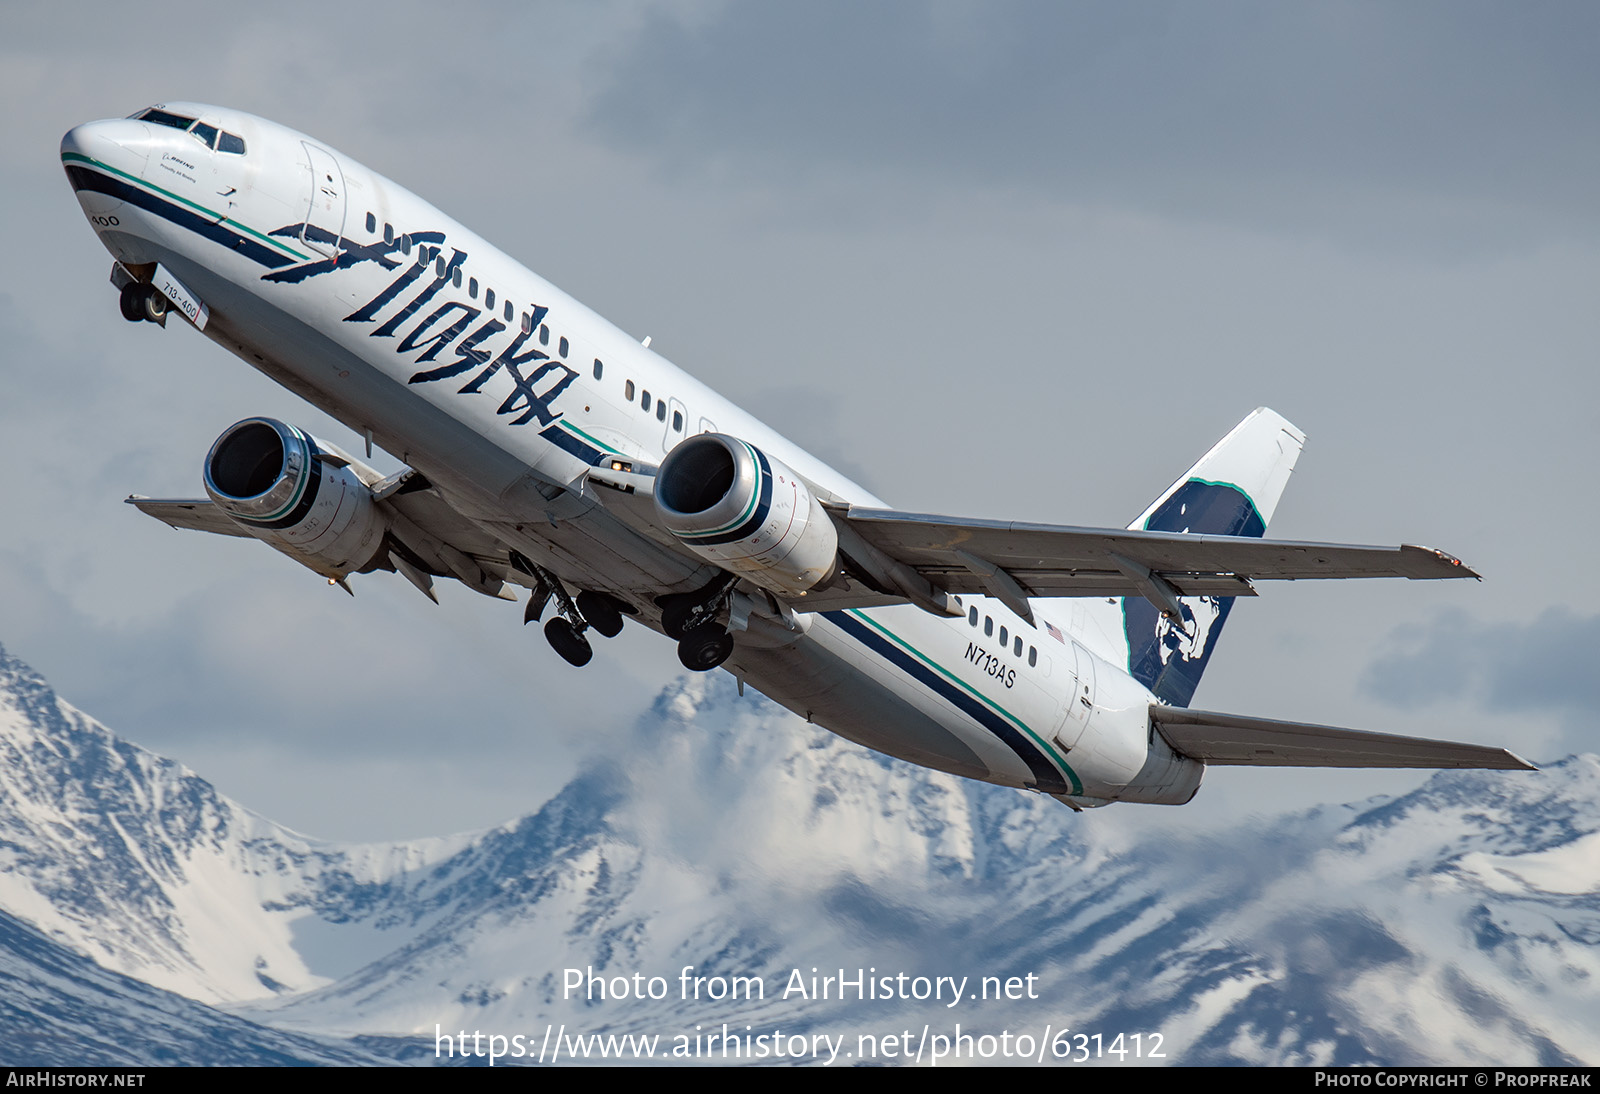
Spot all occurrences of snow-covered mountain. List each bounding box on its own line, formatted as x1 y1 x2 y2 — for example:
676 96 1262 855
0 906 396 1066
0 643 475 1005
1 641 1596 1066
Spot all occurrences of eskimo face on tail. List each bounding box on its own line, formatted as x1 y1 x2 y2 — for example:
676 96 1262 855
1159 596 1224 664
1124 479 1263 707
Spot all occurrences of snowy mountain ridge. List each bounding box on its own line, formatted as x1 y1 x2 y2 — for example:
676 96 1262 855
0 641 1596 1066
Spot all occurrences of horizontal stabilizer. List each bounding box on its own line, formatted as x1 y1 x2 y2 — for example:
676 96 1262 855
1152 706 1536 770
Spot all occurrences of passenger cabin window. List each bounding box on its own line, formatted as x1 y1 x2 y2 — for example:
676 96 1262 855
451 268 462 289
366 212 377 234
1014 636 1023 657
984 617 993 637
384 223 395 245
504 301 514 322
625 379 635 401
672 410 683 432
641 391 652 412
218 132 246 155
400 235 412 256
538 324 549 346
1028 646 1037 667
559 336 569 357
999 626 1009 647
521 313 533 335
656 401 667 422
593 359 603 380
468 277 478 299
485 287 495 310
968 606 978 626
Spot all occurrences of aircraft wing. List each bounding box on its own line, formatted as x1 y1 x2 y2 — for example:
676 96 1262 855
1151 706 1536 770
828 506 1475 621
126 497 254 537
127 477 523 602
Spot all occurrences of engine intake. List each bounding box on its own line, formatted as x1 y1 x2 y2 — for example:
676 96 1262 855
655 434 838 597
204 418 386 579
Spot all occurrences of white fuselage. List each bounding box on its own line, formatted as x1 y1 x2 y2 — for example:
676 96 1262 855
63 103 1200 809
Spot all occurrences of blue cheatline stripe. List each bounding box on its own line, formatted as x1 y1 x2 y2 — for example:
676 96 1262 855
685 445 774 546
538 422 602 464
64 161 299 270
822 610 1080 795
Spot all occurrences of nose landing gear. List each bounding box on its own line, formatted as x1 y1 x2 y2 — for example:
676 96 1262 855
119 283 167 324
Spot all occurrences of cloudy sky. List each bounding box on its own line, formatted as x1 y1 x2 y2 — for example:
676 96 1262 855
2 1 1596 841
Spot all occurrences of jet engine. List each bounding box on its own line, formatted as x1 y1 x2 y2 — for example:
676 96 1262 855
654 434 838 597
203 418 387 579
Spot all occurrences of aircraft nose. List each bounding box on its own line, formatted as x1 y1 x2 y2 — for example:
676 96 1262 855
61 119 150 180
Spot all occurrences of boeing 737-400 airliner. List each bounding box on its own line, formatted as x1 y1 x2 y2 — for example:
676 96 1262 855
60 103 1533 810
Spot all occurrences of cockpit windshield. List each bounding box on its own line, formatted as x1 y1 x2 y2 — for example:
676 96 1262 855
138 108 195 131
133 107 248 155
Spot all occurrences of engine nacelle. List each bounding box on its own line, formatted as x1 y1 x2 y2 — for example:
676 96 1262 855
203 418 387 579
654 434 839 597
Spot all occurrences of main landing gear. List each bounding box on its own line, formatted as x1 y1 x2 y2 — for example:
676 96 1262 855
543 616 592 667
512 554 737 673
119 282 167 324
657 572 739 673
677 624 734 672
512 554 631 668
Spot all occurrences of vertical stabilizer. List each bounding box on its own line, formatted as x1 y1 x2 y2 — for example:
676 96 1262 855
1085 408 1306 706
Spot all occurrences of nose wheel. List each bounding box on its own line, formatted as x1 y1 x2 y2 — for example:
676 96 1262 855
119 283 167 324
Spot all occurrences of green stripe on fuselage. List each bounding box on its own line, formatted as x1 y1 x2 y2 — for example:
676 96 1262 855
62 151 311 262
844 609 1083 796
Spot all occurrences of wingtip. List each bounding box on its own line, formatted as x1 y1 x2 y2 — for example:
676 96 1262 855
1401 544 1481 580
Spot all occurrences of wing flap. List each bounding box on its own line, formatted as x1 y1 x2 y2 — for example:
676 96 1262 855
1152 706 1535 770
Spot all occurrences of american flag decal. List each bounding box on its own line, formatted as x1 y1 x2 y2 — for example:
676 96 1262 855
1045 620 1065 643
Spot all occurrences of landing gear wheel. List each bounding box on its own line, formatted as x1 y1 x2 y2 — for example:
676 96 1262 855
575 590 624 638
661 601 701 641
677 624 733 672
119 284 145 322
544 617 593 667
141 288 168 323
